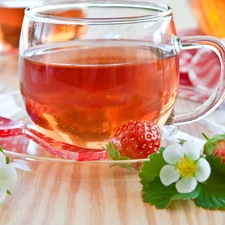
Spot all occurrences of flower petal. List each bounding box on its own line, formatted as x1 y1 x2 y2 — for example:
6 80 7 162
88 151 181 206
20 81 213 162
195 158 211 182
0 164 18 189
183 141 201 160
160 165 180 186
163 144 184 164
0 186 7 204
175 176 197 193
0 152 6 166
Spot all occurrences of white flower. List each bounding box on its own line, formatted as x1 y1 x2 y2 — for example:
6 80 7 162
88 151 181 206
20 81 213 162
159 141 211 193
0 151 18 204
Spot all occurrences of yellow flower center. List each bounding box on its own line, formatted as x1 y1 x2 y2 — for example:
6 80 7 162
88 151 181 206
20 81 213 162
175 156 196 178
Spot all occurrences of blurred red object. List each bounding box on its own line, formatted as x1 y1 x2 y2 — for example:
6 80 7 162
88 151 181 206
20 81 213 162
178 29 221 104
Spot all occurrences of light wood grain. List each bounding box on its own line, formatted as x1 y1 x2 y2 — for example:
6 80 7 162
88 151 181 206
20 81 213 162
1 160 225 225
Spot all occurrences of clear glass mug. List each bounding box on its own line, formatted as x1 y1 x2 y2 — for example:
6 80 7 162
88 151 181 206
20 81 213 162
0 0 46 53
19 0 225 149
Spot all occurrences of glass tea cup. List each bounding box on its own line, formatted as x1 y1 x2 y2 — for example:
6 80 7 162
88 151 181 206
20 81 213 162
19 0 225 150
0 0 45 53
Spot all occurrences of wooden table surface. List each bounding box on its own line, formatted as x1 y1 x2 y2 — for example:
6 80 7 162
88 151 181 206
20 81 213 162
1 1 225 224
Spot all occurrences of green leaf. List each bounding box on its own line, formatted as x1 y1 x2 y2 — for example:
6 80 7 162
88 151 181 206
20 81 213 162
142 177 177 208
206 134 225 142
142 177 200 209
107 142 121 160
138 152 167 186
0 146 3 153
204 141 214 155
159 146 165 154
5 156 10 164
195 155 225 209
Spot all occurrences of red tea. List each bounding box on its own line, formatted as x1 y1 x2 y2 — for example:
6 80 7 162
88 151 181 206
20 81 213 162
19 43 179 148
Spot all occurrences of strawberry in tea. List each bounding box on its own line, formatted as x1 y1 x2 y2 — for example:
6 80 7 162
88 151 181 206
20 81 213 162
19 41 179 148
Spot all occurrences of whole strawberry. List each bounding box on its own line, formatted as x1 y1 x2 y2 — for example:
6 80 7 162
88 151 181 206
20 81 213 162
108 120 161 160
203 133 225 162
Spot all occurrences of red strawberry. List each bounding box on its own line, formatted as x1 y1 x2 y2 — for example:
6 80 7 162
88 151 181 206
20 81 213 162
203 133 225 162
108 120 161 160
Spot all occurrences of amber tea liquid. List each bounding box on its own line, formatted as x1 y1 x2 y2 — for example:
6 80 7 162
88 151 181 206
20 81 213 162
0 1 85 50
0 1 25 49
20 41 179 148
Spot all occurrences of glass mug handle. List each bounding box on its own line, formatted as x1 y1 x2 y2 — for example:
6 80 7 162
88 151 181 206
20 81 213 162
172 36 225 125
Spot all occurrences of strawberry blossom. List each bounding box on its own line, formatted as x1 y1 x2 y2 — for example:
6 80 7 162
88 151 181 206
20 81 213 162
0 150 18 204
159 141 211 193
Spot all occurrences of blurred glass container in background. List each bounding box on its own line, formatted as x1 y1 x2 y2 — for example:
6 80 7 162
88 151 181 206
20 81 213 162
0 0 86 53
0 0 44 52
190 0 225 38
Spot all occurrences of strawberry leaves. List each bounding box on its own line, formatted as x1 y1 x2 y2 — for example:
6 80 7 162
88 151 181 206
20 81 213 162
142 177 201 209
107 142 130 161
106 142 136 171
139 151 201 209
139 148 166 186
195 155 225 209
139 148 225 210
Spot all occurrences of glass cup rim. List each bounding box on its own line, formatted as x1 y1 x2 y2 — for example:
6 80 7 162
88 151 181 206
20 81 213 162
24 0 172 25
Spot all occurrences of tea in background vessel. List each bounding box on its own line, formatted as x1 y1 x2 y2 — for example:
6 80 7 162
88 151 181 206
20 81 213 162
190 0 225 38
0 0 46 52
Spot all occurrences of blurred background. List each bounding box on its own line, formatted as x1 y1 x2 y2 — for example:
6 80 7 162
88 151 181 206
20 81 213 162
152 0 197 31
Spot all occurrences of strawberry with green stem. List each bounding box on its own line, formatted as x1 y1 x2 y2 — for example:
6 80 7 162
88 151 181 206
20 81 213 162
203 133 225 162
107 120 161 161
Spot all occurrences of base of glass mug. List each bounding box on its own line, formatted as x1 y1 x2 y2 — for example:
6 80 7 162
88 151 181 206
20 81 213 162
160 125 179 140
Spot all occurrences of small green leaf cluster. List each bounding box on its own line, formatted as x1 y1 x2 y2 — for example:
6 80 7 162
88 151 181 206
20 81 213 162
106 142 136 171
